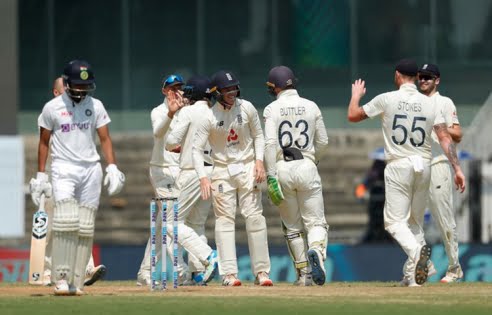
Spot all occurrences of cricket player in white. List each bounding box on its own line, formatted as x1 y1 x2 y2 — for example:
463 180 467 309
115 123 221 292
263 66 329 286
166 75 219 284
29 60 125 295
41 77 107 287
136 74 191 286
347 59 466 286
193 70 272 286
418 63 464 283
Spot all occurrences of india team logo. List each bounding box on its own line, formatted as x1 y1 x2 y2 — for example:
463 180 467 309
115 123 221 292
80 70 89 80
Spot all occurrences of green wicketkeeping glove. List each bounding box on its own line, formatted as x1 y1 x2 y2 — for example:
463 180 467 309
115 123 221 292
267 176 284 206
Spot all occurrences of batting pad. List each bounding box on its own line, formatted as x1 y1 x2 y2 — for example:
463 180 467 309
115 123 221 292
307 224 329 260
215 217 236 276
52 198 79 283
284 231 310 272
245 214 271 275
74 204 97 289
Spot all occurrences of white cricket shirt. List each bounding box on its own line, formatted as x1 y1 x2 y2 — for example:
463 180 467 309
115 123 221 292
149 99 180 167
38 93 111 164
166 100 213 169
192 99 264 179
263 89 329 176
362 83 445 161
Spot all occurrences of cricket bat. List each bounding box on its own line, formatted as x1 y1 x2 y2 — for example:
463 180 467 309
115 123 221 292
28 194 48 285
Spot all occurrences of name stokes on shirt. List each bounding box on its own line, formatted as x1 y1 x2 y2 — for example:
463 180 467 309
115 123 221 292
397 101 422 112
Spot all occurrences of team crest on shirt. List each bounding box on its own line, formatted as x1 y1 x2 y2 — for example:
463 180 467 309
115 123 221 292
85 109 92 117
226 128 239 147
237 114 243 125
218 184 223 193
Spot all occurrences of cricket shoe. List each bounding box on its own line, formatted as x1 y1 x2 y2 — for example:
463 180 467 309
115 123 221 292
222 274 242 286
399 276 421 287
54 280 84 296
54 280 70 296
401 260 436 286
294 272 313 286
307 248 326 285
136 274 158 287
43 273 52 286
84 265 107 286
440 265 464 283
203 250 219 283
191 272 207 286
414 245 432 285
254 271 273 286
428 261 437 278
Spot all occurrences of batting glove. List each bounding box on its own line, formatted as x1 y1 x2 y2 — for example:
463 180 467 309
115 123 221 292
267 176 284 206
104 164 126 196
29 172 52 206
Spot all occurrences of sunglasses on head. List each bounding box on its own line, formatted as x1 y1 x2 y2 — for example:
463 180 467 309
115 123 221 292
418 74 436 81
163 74 184 88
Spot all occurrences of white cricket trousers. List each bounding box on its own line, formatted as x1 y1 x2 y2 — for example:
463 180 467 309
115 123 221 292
51 160 102 208
384 157 431 264
211 160 271 277
277 159 328 256
429 161 460 268
174 167 213 272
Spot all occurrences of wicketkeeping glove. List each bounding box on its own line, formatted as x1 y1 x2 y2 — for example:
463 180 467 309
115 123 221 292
104 164 126 196
267 176 284 206
29 172 52 206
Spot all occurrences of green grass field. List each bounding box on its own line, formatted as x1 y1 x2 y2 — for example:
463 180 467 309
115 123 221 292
1 281 491 315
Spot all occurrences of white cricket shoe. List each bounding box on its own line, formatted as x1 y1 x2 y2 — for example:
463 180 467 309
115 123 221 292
399 276 421 287
203 250 219 283
54 280 70 296
307 249 326 285
414 245 432 285
440 265 464 283
84 265 107 286
428 260 437 278
222 274 242 286
254 271 273 286
43 273 52 286
401 260 436 286
54 280 83 296
136 273 152 287
294 272 313 286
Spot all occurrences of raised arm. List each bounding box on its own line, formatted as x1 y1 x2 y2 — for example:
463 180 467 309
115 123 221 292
152 90 183 138
347 79 369 122
166 109 190 151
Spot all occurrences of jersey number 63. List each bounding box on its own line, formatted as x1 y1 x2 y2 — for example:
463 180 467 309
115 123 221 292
278 120 309 149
